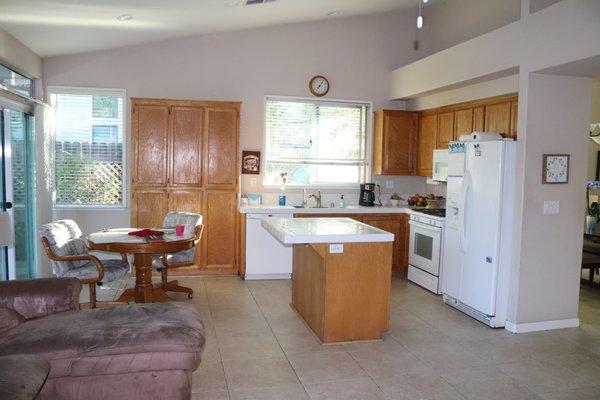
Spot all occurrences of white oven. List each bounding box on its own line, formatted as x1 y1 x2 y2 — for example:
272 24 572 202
408 213 444 294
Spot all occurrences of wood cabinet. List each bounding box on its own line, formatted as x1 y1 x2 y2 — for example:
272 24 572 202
417 114 437 176
372 110 418 175
454 108 474 139
473 106 485 132
295 213 410 275
484 101 511 137
131 98 241 275
509 100 518 139
436 111 454 149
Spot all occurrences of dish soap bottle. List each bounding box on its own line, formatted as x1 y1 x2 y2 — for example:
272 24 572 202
339 194 346 208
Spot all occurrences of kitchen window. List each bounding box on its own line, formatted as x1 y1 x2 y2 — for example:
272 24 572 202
264 97 369 187
49 87 125 207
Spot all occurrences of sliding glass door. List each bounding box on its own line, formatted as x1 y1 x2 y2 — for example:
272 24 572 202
1 108 36 280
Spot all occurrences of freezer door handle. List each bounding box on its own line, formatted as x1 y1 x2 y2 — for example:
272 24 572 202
458 171 471 254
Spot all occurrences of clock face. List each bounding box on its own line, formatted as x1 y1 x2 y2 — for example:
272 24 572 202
309 76 329 97
544 154 569 184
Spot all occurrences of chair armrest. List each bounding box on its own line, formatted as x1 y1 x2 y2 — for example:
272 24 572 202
40 237 105 284
0 278 81 319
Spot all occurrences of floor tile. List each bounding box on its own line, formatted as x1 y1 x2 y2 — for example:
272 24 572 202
229 384 308 400
217 332 285 361
304 378 387 400
276 332 343 355
540 386 600 400
222 357 299 391
373 369 465 400
191 390 230 400
287 351 367 384
345 339 430 378
192 359 227 393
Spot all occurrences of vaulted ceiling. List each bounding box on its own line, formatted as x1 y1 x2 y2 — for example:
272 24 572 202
0 0 422 57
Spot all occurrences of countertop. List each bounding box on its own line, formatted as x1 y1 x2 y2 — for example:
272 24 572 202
261 217 395 245
240 204 415 215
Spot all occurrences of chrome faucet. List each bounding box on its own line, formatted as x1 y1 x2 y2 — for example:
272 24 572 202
308 191 322 208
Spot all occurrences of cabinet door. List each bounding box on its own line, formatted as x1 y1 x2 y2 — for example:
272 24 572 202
509 100 518 140
436 112 454 149
169 189 203 215
170 106 204 187
417 114 437 176
362 216 401 271
205 108 238 188
131 190 168 228
203 191 237 271
132 105 169 186
473 106 485 132
454 108 473 139
484 102 511 137
373 110 417 175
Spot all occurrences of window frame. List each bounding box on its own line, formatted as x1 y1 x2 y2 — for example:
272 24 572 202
262 95 372 189
48 86 127 210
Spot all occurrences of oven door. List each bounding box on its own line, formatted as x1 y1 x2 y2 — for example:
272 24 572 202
409 220 442 276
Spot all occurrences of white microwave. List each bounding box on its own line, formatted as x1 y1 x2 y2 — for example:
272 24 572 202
432 149 449 182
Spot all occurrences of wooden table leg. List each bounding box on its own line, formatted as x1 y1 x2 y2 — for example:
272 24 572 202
134 253 154 303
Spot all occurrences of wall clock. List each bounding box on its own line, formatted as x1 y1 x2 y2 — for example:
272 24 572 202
542 154 569 184
309 75 329 97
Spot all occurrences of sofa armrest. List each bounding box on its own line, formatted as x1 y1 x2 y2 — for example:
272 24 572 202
0 278 81 319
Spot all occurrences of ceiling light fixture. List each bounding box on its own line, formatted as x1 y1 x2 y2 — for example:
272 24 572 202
423 0 428 3
116 14 133 21
416 0 424 29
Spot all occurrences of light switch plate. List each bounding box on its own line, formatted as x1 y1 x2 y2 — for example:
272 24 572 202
250 177 257 187
543 200 560 215
329 244 344 253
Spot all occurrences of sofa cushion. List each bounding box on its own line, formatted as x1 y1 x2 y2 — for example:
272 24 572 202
0 355 50 400
0 302 204 378
0 308 24 334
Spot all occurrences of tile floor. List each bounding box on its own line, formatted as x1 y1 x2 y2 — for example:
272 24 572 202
91 276 600 400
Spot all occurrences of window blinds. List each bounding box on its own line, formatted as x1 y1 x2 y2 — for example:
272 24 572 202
264 97 368 186
50 90 124 206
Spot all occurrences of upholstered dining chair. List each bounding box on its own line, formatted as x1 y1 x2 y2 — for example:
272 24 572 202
153 212 203 299
39 220 130 308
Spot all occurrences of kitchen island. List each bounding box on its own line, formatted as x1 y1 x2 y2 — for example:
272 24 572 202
262 217 394 344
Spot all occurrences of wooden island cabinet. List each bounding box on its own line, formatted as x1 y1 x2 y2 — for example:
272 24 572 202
130 98 240 275
373 93 518 177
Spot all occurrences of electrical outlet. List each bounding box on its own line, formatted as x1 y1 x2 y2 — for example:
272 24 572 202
250 177 257 187
385 180 394 189
329 244 344 254
543 200 560 215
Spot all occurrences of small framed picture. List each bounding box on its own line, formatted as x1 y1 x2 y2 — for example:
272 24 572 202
542 154 569 184
242 151 260 175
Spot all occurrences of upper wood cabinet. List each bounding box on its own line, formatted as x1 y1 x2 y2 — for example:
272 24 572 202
509 100 518 139
170 106 204 187
454 108 474 140
373 110 418 175
417 114 437 177
484 101 511 137
436 111 454 149
205 108 239 188
473 106 485 132
132 105 169 186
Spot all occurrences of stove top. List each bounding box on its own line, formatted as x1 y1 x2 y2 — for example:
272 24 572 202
412 208 446 218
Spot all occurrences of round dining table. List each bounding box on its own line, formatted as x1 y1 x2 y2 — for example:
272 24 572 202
87 228 196 303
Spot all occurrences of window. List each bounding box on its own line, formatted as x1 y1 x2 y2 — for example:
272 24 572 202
264 97 369 186
92 125 118 143
0 64 33 97
49 88 125 207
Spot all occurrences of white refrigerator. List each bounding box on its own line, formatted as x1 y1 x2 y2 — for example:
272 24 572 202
442 134 516 328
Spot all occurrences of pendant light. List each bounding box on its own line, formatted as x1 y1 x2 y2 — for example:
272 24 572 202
417 0 424 29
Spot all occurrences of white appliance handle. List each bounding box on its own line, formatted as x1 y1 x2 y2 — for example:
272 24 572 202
458 171 471 253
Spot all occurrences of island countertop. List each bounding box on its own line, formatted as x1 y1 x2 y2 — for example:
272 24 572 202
261 217 395 245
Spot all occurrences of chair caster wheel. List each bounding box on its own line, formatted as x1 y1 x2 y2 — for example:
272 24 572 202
188 294 193 299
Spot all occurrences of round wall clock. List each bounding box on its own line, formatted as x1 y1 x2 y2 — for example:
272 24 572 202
309 76 329 97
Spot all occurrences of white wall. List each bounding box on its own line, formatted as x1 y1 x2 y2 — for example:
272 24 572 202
0 26 42 79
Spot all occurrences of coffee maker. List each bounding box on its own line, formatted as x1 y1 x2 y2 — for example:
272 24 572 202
359 183 376 206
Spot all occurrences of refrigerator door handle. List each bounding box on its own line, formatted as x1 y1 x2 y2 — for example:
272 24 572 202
458 171 471 253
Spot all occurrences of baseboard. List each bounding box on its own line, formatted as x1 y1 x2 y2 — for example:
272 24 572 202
505 318 579 333
244 273 291 280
